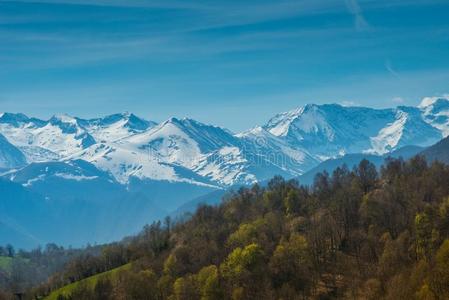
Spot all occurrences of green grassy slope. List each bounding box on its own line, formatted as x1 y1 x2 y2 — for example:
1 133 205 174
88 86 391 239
44 263 131 300
0 256 13 273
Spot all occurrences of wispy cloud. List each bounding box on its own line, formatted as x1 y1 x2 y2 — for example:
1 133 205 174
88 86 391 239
1 0 345 30
345 0 370 31
340 100 359 107
385 60 400 78
2 0 206 9
392 96 405 104
0 24 355 71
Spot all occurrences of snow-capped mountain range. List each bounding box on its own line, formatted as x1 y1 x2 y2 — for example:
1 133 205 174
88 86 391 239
2 96 449 248
1 96 449 188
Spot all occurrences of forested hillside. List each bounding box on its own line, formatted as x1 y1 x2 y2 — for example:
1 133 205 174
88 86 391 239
4 156 449 299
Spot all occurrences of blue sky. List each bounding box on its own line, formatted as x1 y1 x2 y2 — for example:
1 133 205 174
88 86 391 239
0 0 448 131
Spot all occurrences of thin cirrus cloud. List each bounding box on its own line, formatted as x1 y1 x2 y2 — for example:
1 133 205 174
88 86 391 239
0 26 359 71
385 60 400 79
344 0 370 31
0 0 420 38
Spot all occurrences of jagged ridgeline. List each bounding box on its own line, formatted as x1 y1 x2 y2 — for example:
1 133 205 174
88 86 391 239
2 154 448 299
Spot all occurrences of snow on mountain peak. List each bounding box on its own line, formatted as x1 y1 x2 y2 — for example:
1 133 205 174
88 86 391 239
418 96 449 109
73 116 315 187
264 103 337 140
1 97 449 187
156 117 238 153
50 113 77 124
262 102 447 158
419 96 449 137
0 112 33 127
124 113 154 131
48 114 86 136
0 112 96 161
80 113 156 142
264 105 306 136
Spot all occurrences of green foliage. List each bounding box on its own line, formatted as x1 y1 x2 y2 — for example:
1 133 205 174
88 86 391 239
0 257 14 273
431 239 449 297
220 243 265 281
196 265 222 300
415 211 434 259
172 275 199 300
220 243 267 299
269 233 312 295
227 218 266 248
116 269 159 300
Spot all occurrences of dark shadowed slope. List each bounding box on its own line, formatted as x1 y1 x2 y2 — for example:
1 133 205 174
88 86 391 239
420 135 449 164
297 145 423 185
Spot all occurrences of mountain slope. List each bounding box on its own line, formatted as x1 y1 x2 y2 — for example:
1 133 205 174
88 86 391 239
1 159 218 248
0 133 26 169
297 145 424 185
237 126 319 178
264 104 395 157
263 100 448 158
44 264 132 300
79 112 156 142
420 96 449 136
73 117 314 187
420 135 449 164
70 119 227 187
370 107 442 153
0 112 156 163
0 179 54 248
0 113 95 161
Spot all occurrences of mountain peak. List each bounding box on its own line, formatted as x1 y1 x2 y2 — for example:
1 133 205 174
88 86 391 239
48 114 81 133
264 103 329 137
0 112 31 126
165 116 181 124
124 113 154 131
162 117 207 129
418 96 449 109
419 96 449 137
49 114 79 126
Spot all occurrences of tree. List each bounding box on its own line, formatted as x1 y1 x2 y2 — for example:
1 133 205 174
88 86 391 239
227 219 266 249
5 245 14 258
117 270 158 300
94 277 113 300
269 233 312 297
102 243 127 270
172 275 199 300
284 189 301 216
437 197 449 237
196 265 222 300
220 243 267 299
354 159 377 194
429 239 449 297
313 171 331 201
